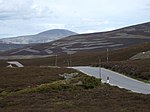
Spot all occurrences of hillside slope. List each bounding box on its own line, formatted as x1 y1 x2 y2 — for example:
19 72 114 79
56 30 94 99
0 43 28 52
0 42 150 81
0 22 150 58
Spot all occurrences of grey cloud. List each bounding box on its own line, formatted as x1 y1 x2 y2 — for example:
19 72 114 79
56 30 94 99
0 12 18 20
144 3 150 10
0 0 54 20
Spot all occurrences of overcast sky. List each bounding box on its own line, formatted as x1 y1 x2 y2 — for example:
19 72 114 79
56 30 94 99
0 0 150 38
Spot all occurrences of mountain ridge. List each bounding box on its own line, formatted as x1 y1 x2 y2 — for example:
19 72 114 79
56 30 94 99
0 22 150 59
0 29 77 44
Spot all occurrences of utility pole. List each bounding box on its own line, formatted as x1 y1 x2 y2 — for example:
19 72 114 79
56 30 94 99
99 58 101 79
70 54 72 67
55 55 57 66
67 59 70 67
107 48 109 63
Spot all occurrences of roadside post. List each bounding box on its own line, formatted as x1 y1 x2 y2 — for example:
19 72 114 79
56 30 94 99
107 48 109 63
99 58 101 79
106 76 110 84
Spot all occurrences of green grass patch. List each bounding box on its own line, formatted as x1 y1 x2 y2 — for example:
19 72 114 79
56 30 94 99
0 73 101 97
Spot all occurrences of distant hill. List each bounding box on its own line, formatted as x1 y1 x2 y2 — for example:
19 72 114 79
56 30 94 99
0 29 77 44
0 22 150 59
1 42 150 66
0 43 28 52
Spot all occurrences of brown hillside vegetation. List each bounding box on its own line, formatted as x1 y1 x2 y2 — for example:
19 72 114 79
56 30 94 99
0 42 150 81
0 86 150 112
0 67 149 112
0 42 150 67
0 67 74 92
101 59 150 81
0 42 150 111
1 22 150 56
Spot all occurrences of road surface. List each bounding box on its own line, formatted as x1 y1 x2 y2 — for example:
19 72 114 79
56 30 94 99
72 66 150 94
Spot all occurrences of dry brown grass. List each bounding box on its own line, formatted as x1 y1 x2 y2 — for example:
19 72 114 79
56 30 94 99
0 42 150 81
1 42 149 67
0 67 75 92
0 85 149 112
0 65 149 111
100 59 150 81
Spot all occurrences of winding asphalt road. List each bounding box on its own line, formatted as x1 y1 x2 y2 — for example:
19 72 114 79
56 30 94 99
72 66 150 94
